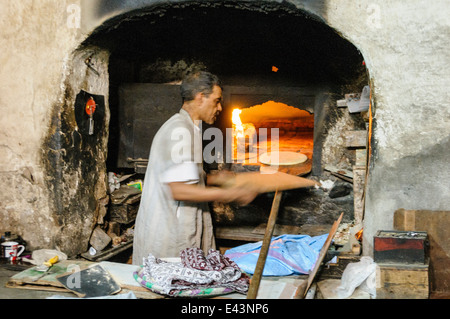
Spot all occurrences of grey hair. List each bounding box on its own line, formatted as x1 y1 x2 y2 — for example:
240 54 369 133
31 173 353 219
180 71 222 102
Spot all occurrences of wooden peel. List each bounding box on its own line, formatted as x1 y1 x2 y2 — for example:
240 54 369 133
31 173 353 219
207 171 319 193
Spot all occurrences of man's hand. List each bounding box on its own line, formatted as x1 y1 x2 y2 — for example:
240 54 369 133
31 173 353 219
220 186 258 206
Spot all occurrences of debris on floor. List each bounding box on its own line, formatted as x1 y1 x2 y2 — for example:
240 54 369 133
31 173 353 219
316 256 376 299
81 172 141 262
5 259 162 299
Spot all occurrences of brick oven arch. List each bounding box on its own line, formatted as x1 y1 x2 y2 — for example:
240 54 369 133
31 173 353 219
47 1 370 256
80 0 369 171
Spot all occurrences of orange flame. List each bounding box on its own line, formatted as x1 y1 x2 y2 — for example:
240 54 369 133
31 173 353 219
232 109 244 138
355 228 363 241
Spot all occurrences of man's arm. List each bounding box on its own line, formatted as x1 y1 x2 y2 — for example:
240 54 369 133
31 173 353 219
168 182 257 206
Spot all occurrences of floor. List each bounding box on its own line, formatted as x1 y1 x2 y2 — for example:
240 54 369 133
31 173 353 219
0 252 353 300
0 248 135 299
0 262 75 299
0 237 366 300
0 262 303 299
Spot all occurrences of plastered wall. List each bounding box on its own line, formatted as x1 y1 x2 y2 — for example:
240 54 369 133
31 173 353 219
0 0 449 256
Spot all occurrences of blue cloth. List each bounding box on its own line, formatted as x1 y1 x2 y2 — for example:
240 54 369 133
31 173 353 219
224 234 329 276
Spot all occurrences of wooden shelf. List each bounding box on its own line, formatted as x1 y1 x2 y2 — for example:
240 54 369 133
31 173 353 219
215 223 332 243
81 241 133 262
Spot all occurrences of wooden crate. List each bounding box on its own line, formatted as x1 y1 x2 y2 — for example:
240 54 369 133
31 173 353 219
376 262 429 299
393 209 450 297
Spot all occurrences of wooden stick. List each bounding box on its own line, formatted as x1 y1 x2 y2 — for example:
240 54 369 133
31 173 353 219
247 190 283 299
294 212 344 299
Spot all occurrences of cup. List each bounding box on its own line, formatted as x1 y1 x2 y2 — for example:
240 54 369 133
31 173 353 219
1 241 25 260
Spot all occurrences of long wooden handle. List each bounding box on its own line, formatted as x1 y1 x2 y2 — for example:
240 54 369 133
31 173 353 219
247 190 283 299
207 171 319 193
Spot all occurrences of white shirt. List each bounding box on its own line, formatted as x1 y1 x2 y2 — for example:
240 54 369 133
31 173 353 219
132 109 215 264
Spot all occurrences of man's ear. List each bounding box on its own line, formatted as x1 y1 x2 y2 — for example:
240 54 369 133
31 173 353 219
194 91 204 103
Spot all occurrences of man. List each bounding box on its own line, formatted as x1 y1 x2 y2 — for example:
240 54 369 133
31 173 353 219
132 71 257 264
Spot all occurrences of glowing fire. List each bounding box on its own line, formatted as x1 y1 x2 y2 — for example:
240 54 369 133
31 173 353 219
230 102 314 164
232 108 244 138
231 108 258 162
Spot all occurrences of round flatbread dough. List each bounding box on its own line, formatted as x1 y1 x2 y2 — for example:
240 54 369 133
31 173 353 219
259 151 308 166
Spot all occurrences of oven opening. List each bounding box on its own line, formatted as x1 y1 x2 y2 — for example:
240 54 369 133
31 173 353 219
230 101 314 170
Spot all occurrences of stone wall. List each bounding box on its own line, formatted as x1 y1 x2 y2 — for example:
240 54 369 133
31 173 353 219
0 0 110 256
40 47 110 256
0 0 82 253
314 0 450 254
1 0 449 257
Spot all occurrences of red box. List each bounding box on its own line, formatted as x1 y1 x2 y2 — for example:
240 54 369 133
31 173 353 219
374 230 428 264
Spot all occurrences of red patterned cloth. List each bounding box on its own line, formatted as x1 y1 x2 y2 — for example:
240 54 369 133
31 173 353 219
179 248 250 293
140 248 250 296
181 248 237 271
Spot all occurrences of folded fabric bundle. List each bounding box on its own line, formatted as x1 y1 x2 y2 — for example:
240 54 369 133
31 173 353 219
135 248 249 297
225 234 329 276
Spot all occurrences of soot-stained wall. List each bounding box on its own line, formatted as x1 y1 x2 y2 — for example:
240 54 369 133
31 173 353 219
40 47 111 256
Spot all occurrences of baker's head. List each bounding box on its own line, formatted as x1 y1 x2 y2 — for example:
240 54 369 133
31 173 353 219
181 71 222 103
181 71 223 125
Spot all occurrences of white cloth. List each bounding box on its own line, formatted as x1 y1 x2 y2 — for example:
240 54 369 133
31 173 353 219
132 109 216 264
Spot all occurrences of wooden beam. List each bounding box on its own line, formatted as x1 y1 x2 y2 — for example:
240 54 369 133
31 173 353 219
247 191 283 299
